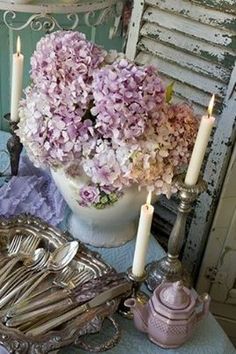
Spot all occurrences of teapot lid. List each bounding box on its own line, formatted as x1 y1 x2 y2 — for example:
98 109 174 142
159 281 190 310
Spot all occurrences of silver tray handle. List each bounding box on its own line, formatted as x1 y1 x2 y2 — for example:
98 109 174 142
76 316 120 352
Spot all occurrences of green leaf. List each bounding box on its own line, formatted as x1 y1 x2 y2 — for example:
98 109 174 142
109 193 118 203
94 203 105 209
100 196 109 204
166 81 175 103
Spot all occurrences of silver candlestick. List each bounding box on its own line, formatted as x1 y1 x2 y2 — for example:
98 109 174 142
4 114 23 176
118 268 149 319
146 174 207 291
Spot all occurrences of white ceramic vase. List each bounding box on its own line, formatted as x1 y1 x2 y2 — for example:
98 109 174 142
51 168 148 248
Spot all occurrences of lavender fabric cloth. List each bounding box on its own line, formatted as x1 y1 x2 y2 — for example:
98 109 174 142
0 155 66 225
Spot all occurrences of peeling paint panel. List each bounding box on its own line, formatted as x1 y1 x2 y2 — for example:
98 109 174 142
191 0 236 15
169 83 212 109
143 7 235 48
146 0 236 32
141 23 235 69
136 52 226 96
137 53 217 112
138 37 230 83
126 0 236 281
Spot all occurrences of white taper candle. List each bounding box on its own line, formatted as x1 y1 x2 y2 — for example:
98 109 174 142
10 36 24 122
132 191 154 277
185 95 215 186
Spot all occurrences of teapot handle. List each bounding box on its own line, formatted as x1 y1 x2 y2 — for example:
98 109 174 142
196 293 210 322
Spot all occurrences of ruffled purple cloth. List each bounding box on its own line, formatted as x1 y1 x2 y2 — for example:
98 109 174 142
0 156 66 225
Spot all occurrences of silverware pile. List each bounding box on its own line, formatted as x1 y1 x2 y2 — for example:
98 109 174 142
0 233 101 334
0 215 131 353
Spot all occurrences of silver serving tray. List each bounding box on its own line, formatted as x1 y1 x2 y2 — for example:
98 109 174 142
0 214 123 354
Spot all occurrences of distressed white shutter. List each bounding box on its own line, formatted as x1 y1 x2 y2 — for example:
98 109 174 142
126 0 236 278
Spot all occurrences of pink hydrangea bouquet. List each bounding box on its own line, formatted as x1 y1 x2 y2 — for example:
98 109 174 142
17 31 199 209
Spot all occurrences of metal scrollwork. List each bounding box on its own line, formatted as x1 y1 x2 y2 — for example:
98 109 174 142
3 11 79 32
115 1 124 17
109 1 124 39
84 7 114 27
83 1 124 38
2 0 124 35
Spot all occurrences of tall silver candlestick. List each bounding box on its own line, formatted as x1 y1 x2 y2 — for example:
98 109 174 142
4 113 23 176
146 174 207 291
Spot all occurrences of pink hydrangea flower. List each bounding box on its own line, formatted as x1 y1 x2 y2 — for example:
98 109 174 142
91 59 165 141
17 31 199 199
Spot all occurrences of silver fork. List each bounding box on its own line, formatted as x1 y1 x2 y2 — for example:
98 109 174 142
69 269 94 288
0 235 22 265
6 267 76 317
14 263 76 305
8 235 22 254
20 235 40 255
0 234 40 284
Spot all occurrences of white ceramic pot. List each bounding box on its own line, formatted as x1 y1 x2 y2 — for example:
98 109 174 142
51 168 147 247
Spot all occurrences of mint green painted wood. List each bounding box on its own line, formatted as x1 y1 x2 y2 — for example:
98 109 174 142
0 10 123 131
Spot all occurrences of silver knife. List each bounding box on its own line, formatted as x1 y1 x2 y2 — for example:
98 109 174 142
6 297 74 328
26 282 131 336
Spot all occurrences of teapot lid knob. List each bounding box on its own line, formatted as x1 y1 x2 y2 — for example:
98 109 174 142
159 281 190 310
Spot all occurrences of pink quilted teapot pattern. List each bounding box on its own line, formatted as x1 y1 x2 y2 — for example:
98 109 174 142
125 281 210 348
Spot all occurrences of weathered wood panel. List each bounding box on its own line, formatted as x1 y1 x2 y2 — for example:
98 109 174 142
138 37 230 83
183 66 236 277
125 0 145 60
140 23 236 69
191 0 236 15
143 7 235 48
136 52 219 114
127 0 236 114
126 0 236 280
146 0 236 32
136 52 226 96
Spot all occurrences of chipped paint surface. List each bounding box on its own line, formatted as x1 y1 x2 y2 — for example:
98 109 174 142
143 7 234 47
197 144 236 305
126 0 236 279
138 37 230 83
191 0 236 14
146 0 236 31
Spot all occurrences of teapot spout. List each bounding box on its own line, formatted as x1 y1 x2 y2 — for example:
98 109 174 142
124 298 148 333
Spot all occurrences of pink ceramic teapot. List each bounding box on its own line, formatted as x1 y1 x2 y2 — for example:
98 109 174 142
125 281 210 348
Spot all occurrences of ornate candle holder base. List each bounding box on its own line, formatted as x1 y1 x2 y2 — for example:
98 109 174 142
145 256 191 291
118 269 149 320
145 175 207 292
4 114 23 176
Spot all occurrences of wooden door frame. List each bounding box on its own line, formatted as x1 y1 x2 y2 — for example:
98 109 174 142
197 139 236 295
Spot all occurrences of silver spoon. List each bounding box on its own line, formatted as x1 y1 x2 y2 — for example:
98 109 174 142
49 241 79 271
14 241 79 304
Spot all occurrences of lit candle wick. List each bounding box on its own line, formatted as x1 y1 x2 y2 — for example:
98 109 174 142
16 36 21 56
207 94 215 118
